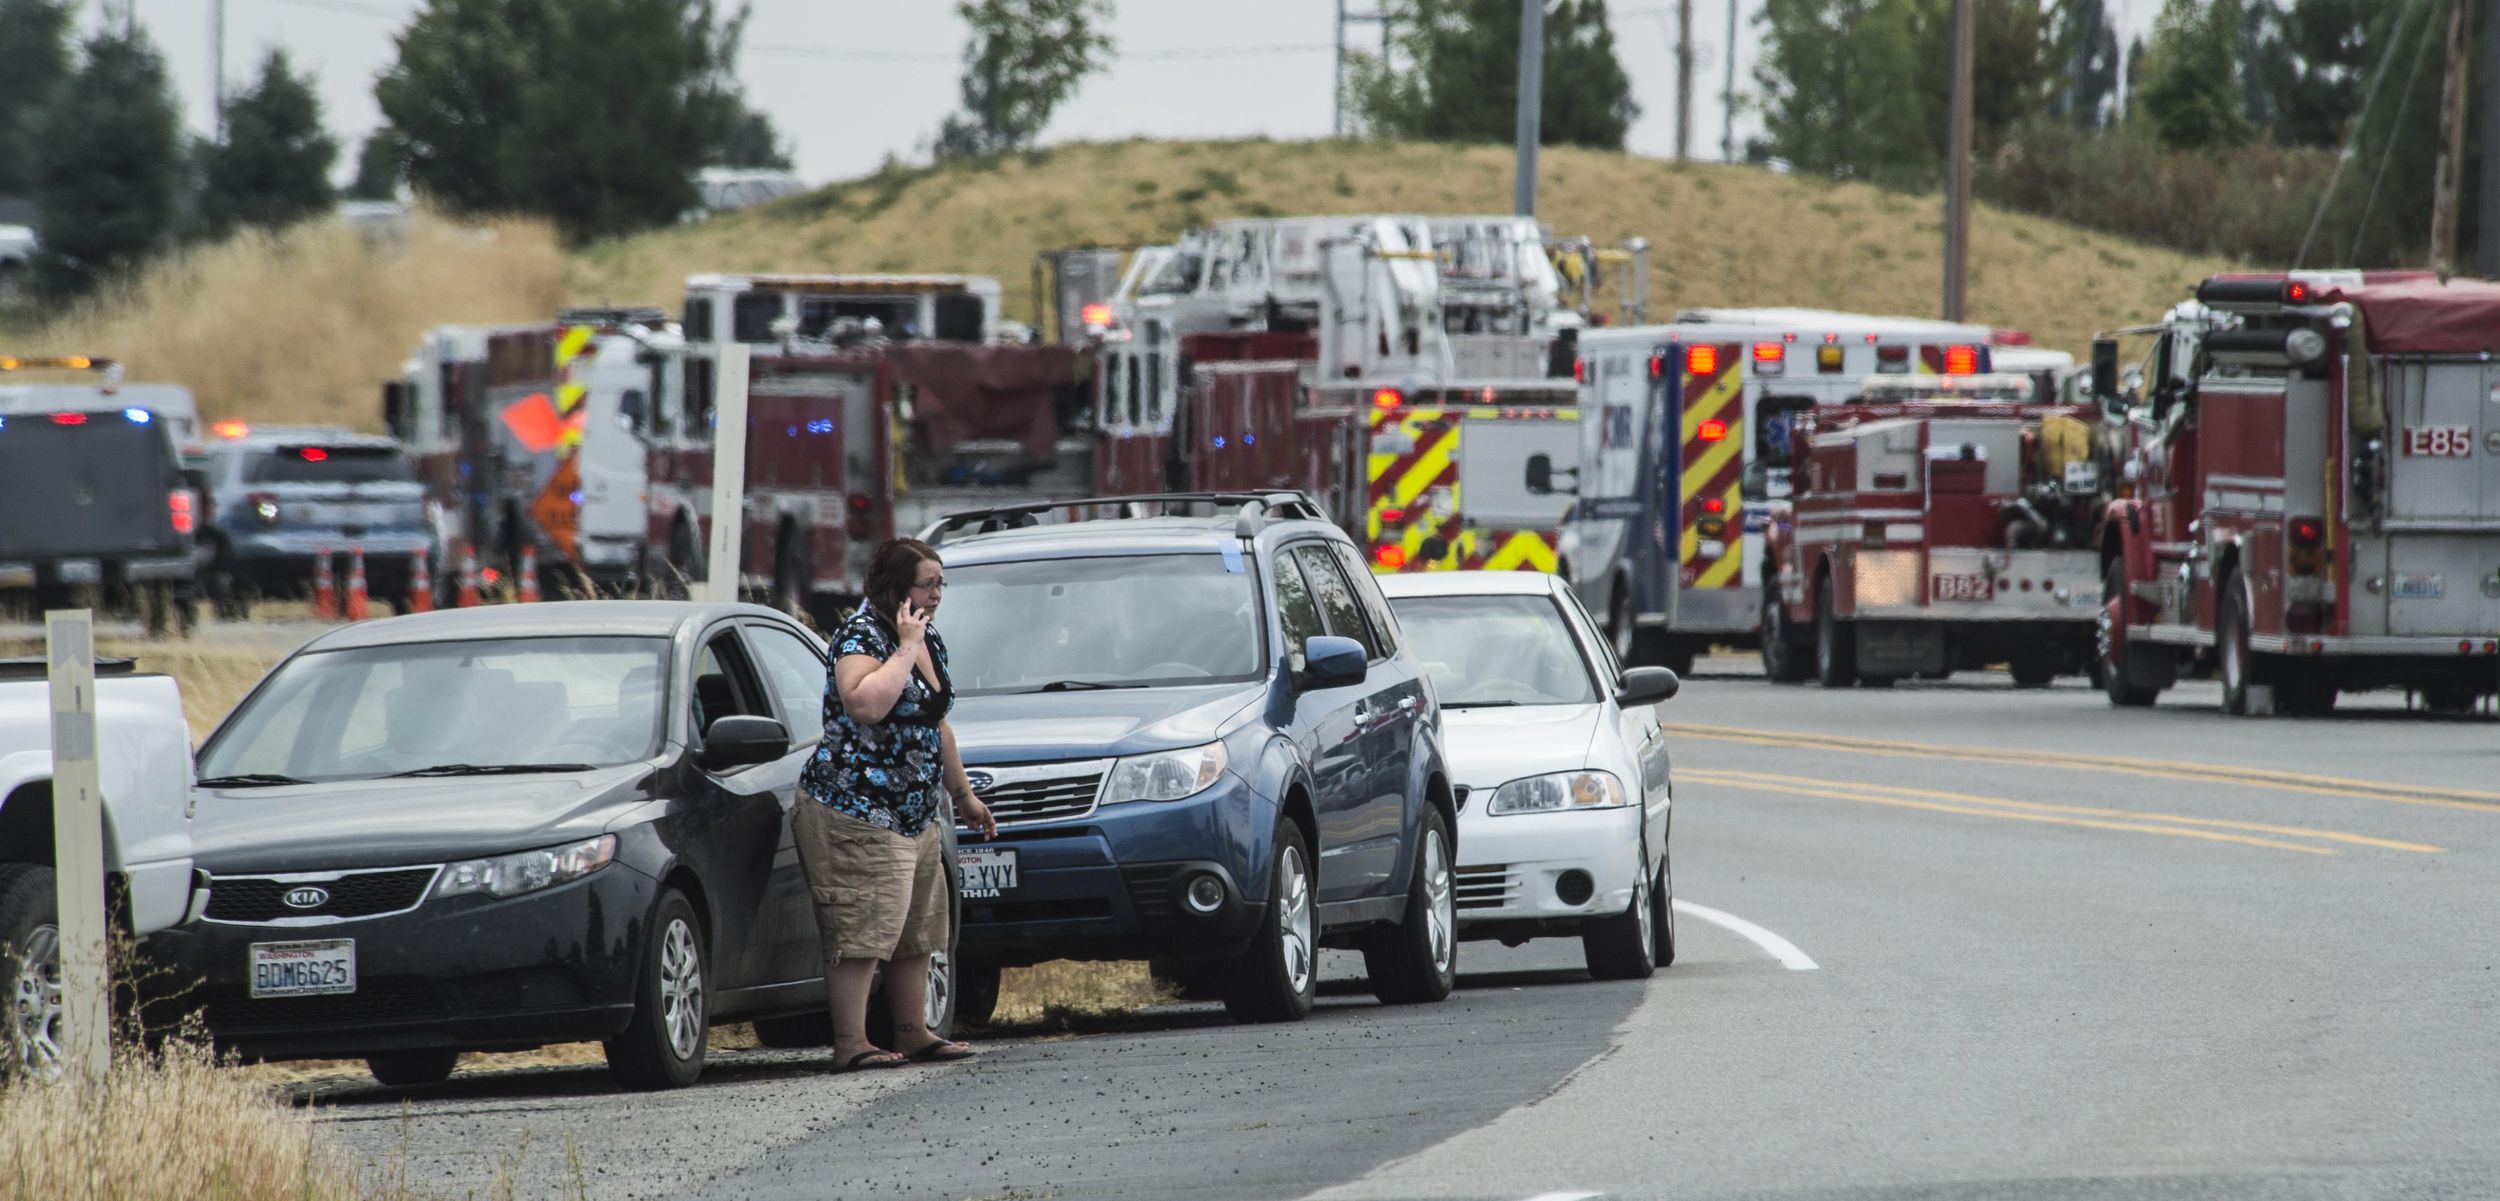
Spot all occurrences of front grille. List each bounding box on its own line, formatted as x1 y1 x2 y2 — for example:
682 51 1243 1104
1455 865 1518 911
202 983 446 1034
1122 867 1177 921
965 759 1111 827
205 867 438 923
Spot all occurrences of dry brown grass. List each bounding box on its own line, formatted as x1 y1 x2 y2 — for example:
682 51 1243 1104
20 207 569 432
988 959 1169 1028
0 1043 371 1201
577 138 2239 358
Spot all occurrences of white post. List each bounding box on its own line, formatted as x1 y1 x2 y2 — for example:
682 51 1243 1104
45 610 109 1089
703 345 752 605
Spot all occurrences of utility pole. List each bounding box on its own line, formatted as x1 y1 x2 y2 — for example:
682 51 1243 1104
211 0 226 143
1942 0 1973 321
2430 0 2472 271
1515 0 1544 216
2483 0 2500 277
1721 0 1738 161
1675 0 1694 160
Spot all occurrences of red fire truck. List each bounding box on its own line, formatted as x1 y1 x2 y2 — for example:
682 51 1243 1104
2095 271 2500 715
1760 374 2105 687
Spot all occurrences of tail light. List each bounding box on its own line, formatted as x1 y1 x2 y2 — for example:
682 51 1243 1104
1875 345 1910 373
1371 388 1403 410
50 412 87 425
1752 341 1786 377
1572 359 1587 384
1374 545 1408 569
1379 507 1407 526
2289 515 2325 576
167 491 195 535
1697 418 1728 443
247 490 280 526
1683 345 1719 377
1648 352 1667 379
1942 345 1981 375
299 447 329 462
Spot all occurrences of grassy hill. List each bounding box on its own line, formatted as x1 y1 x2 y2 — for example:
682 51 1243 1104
30 138 2237 428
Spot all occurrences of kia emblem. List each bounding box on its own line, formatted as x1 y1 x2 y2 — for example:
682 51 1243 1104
964 770 995 792
282 886 330 910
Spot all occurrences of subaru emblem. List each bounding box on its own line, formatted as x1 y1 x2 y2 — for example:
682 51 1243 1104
282 886 330 910
964 770 994 792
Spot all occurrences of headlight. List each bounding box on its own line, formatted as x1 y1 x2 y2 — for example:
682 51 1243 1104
1101 742 1228 804
1485 770 1627 816
434 834 617 900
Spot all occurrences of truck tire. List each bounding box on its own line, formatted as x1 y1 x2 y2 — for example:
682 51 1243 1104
2098 559 2164 707
365 1049 460 1087
1581 845 1656 981
1760 582 1812 683
1361 808 1456 1005
604 888 709 1090
1222 826 1317 1023
0 863 62 1081
2219 573 2258 717
2008 643 2059 689
1814 572 1856 688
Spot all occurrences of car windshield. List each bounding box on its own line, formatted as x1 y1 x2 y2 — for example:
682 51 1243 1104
939 553 1263 694
247 445 415 484
198 636 667 783
1390 593 1597 707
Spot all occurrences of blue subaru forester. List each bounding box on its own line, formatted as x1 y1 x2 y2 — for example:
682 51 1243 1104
923 493 1457 1023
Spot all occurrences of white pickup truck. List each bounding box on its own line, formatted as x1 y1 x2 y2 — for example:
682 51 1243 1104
0 657 199 1077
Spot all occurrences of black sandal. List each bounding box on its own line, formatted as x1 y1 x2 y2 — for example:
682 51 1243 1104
903 1039 976 1063
836 1048 906 1072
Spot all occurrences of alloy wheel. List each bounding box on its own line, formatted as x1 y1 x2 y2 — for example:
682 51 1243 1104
657 918 705 1061
1632 860 1653 957
1278 844 1314 996
8 923 62 1081
1423 830 1455 976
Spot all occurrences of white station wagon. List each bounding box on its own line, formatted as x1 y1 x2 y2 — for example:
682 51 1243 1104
1378 571 1678 979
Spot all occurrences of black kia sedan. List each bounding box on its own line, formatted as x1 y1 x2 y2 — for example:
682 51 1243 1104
146 601 957 1090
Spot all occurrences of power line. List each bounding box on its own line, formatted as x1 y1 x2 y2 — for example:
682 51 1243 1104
251 0 405 19
748 41 1333 64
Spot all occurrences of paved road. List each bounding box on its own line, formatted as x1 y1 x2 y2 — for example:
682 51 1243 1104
307 660 2500 1201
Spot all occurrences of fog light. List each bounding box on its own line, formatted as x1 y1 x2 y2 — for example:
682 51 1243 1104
1184 873 1226 914
1554 870 1595 907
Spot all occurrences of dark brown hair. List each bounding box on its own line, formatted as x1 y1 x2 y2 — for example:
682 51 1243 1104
863 538 943 621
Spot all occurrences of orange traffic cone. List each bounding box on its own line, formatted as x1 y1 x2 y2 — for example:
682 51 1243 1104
344 547 372 621
517 544 542 603
405 546 435 614
310 547 338 619
456 543 481 609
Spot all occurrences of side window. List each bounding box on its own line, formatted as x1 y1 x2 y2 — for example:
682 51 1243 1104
743 623 829 741
1327 541 1401 656
1273 551 1326 670
1294 545 1380 659
691 631 766 739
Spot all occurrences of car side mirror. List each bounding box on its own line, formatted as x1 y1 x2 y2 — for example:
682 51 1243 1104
2089 338 2119 408
1300 635 1368 689
1616 666 1679 706
702 715 788 770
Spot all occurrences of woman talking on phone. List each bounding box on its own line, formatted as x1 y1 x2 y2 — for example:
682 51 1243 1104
795 537 999 1072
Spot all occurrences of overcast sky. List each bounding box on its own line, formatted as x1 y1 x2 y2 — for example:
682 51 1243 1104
98 0 2163 186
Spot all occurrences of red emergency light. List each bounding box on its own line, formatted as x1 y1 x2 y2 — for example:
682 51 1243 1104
1379 507 1407 525
1684 345 1719 376
299 447 329 462
212 420 249 439
2290 517 2324 546
167 491 194 535
1572 358 1587 383
1700 496 1725 514
1752 341 1785 364
1697 419 1729 442
1372 388 1403 410
1374 545 1408 569
1942 345 1981 375
2284 281 2311 304
50 412 87 425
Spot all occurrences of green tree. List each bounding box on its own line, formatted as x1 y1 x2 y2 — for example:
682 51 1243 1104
716 104 792 169
932 0 1114 160
31 26 181 298
1352 0 1639 150
0 0 75 200
2050 0 2123 131
374 0 755 241
347 130 404 200
1753 0 1943 184
197 49 338 237
2133 0 2253 150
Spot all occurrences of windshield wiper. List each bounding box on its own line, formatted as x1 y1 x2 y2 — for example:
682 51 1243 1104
1445 700 1523 709
1032 680 1143 693
384 763 596 778
197 772 311 788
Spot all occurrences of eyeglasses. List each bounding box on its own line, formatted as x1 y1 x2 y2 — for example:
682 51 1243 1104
911 577 948 592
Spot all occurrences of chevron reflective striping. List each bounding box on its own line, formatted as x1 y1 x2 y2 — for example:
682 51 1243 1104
1678 349 1745 589
554 324 595 366
1480 529 1559 571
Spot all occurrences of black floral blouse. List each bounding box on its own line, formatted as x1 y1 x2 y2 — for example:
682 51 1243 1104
801 606 953 836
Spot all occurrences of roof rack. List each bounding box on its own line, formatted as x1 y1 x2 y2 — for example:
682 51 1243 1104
918 491 1327 545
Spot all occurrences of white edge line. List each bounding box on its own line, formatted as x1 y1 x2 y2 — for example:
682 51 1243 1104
1518 1193 1606 1201
1672 899 1820 971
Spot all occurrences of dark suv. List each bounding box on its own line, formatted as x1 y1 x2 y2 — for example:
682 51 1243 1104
924 493 1456 1023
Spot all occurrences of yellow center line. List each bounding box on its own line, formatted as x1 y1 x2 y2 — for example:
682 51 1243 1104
1678 770 2339 856
1683 768 2443 854
1663 723 2500 814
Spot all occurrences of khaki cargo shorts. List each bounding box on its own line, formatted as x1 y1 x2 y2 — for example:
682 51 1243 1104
792 799 951 965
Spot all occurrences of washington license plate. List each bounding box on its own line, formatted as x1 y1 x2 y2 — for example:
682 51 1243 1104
249 939 356 998
2396 574 2445 599
956 847 1018 899
1932 573 1993 601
